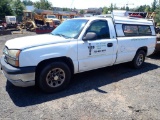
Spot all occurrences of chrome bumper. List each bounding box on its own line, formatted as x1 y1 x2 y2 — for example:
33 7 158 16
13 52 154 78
1 70 35 87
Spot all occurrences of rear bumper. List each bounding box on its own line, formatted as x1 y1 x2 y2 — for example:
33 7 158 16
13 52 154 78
0 56 36 87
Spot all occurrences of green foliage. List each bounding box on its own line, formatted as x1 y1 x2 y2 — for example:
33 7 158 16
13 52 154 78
126 6 129 11
155 5 160 23
34 0 52 10
102 7 108 14
151 0 158 12
145 5 151 12
22 0 33 6
134 5 147 12
80 10 84 14
12 0 25 16
120 6 126 10
108 3 113 12
0 0 14 19
113 4 118 10
108 3 119 12
63 8 71 11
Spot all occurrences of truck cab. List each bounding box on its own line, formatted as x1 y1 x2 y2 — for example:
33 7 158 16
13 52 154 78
45 15 61 27
0 16 156 93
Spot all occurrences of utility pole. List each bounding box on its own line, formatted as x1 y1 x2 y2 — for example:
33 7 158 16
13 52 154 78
70 0 75 11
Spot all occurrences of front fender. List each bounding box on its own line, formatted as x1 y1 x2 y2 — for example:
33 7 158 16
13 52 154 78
19 41 78 67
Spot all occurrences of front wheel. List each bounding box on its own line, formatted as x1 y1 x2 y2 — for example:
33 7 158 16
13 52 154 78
131 50 146 69
38 62 71 93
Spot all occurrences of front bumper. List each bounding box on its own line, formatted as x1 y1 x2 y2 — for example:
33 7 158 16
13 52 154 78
0 56 36 87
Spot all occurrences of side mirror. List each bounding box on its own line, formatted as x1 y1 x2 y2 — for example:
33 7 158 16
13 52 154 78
83 32 97 41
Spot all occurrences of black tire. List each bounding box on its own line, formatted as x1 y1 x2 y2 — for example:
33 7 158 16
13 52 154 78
38 62 71 93
131 50 146 69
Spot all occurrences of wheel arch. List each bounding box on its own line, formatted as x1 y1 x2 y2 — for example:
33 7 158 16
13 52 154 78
131 46 148 62
35 57 74 84
136 46 148 56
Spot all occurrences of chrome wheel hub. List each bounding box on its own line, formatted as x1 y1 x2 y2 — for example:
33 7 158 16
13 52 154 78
54 76 59 81
46 68 65 87
136 54 144 66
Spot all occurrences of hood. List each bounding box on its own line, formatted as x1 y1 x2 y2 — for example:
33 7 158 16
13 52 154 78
5 34 70 49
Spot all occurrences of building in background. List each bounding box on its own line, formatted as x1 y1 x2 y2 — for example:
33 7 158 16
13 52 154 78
86 8 103 15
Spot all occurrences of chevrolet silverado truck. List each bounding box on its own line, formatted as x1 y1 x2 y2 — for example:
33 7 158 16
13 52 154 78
0 16 156 93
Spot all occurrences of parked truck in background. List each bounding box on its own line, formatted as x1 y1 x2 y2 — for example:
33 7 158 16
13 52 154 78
5 16 17 29
45 15 61 27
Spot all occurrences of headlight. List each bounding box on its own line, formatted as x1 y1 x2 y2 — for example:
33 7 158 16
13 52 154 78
8 50 20 58
3 47 21 67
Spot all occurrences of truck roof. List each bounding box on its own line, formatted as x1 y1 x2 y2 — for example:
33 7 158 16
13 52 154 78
72 16 154 26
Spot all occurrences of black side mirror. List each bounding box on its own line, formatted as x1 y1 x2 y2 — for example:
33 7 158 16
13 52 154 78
83 32 97 41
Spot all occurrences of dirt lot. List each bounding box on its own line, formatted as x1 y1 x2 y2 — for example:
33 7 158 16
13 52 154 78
0 32 160 120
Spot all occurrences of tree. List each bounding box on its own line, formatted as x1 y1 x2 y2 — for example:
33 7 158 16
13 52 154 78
134 5 148 12
120 6 126 10
80 10 84 14
102 7 108 14
0 0 14 19
22 0 33 6
63 8 71 11
108 3 113 12
12 0 25 16
151 0 158 12
145 5 151 12
126 6 129 11
113 4 118 10
34 0 52 10
155 5 160 23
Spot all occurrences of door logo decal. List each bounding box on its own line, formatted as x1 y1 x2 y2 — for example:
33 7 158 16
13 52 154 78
88 43 95 55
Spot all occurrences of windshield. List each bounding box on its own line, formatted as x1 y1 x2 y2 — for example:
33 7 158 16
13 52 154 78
9 18 16 21
51 19 88 39
47 15 56 18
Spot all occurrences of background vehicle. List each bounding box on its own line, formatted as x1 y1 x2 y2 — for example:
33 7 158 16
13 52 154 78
57 15 70 22
0 19 12 35
45 15 61 27
5 16 17 29
20 10 54 31
0 20 4 30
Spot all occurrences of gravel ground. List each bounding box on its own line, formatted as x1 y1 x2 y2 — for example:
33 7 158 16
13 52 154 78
0 32 160 120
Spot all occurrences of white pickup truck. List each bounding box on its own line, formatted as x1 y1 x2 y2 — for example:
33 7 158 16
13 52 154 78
0 16 156 93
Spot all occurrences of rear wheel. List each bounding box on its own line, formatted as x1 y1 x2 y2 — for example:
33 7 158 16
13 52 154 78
38 62 71 93
131 50 146 69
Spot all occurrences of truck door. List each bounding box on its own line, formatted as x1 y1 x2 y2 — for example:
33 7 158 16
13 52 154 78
78 20 117 72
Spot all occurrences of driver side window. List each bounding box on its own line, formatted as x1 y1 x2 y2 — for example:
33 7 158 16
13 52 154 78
87 20 110 39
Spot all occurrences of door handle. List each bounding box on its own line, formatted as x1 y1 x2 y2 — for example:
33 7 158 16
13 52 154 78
107 43 113 47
